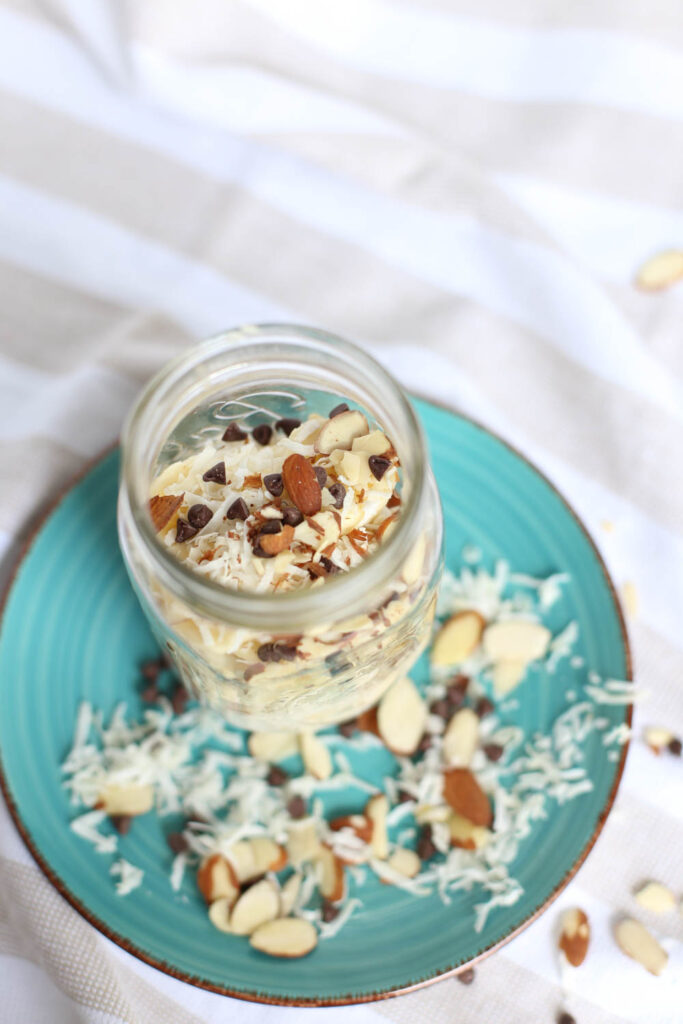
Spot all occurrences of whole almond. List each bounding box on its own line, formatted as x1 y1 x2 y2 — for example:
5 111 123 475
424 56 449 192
149 493 184 532
559 908 590 966
282 454 322 516
443 768 492 827
258 524 295 556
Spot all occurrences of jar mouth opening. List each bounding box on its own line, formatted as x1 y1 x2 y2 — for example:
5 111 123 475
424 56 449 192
119 324 428 630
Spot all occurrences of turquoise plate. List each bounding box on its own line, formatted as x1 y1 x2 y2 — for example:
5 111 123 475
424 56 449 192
0 399 630 1005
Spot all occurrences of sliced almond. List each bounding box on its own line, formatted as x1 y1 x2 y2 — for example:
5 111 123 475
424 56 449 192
317 844 345 902
365 794 389 860
287 819 322 866
621 580 638 618
279 873 302 917
356 705 380 736
559 908 590 967
643 726 674 755
482 620 551 663
258 524 295 556
415 803 451 825
230 878 280 936
401 533 426 586
282 454 322 516
614 918 668 976
149 493 184 532
375 513 399 543
386 847 421 879
250 837 287 876
448 812 491 850
377 676 427 756
337 450 372 487
315 410 369 454
197 854 240 904
248 732 298 762
98 783 154 817
208 896 235 933
352 430 392 455
443 768 492 827
431 611 485 667
250 917 318 958
634 881 676 914
635 249 683 291
329 814 374 844
442 707 479 767
492 659 527 697
299 732 333 780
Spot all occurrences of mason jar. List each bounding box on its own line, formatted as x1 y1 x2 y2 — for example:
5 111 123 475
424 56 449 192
118 324 443 731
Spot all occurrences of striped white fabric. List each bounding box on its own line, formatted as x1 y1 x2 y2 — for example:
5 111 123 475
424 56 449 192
0 2 681 1021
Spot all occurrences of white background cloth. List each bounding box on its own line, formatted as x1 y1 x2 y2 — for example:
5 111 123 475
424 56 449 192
0 1 682 1021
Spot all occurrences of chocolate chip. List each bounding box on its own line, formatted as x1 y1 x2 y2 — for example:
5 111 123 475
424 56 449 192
321 899 339 923
338 719 357 738
257 642 298 663
483 743 504 762
416 733 432 753
368 455 391 481
447 675 469 705
172 683 190 714
314 465 327 487
329 403 349 418
416 825 437 860
140 682 160 703
141 659 159 681
287 795 307 819
397 789 414 804
456 967 475 985
327 482 346 509
259 520 282 535
175 519 198 543
226 497 249 521
267 766 289 786
430 698 452 720
668 737 682 756
187 503 213 529
476 697 494 718
202 462 226 484
263 473 284 496
110 815 132 835
167 832 189 854
275 417 301 436
281 506 304 527
557 1014 576 1024
319 556 341 575
222 422 247 442
252 423 272 446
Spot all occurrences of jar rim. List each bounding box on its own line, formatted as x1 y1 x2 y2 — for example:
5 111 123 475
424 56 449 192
119 323 429 632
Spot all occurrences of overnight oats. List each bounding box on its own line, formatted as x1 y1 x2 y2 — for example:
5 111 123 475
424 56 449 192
118 325 443 730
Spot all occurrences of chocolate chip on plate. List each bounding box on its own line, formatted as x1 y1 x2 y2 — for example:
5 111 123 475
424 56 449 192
202 462 226 485
416 733 432 753
447 675 469 706
368 455 391 481
483 743 504 762
252 423 272 446
281 506 304 527
329 402 349 418
416 825 437 861
275 417 301 436
397 789 414 804
430 698 451 720
327 482 346 508
172 683 190 714
187 503 213 530
456 967 475 985
267 765 289 786
110 815 132 835
314 465 327 487
263 473 284 496
141 659 159 681
140 682 160 703
337 719 357 738
476 697 494 718
321 899 339 923
668 737 682 756
319 555 341 575
287 795 307 819
222 422 247 442
226 497 249 521
167 832 189 854
175 519 198 543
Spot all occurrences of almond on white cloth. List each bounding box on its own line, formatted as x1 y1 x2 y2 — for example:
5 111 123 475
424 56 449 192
250 917 318 958
614 918 668 976
634 881 676 913
559 908 590 967
377 676 427 756
431 611 485 666
635 249 683 291
643 726 674 754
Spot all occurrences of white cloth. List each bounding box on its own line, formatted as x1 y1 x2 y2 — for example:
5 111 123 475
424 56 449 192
0 2 681 1021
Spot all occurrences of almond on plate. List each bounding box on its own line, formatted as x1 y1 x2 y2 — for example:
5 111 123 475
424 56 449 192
149 493 184 532
315 410 369 454
614 918 668 976
224 840 258 883
635 249 683 291
299 732 333 780
287 819 322 866
643 726 674 755
250 917 318 958
492 659 527 697
208 896 235 933
482 620 551 663
247 732 298 761
443 768 492 827
634 881 676 913
230 878 281 936
448 812 491 850
356 705 380 736
329 814 374 843
559 908 590 967
415 804 451 825
386 847 421 879
442 707 479 767
282 454 322 516
279 873 302 917
249 836 288 875
431 611 485 667
377 676 427 756
98 782 154 817
197 854 240 904
317 845 346 902
365 794 389 859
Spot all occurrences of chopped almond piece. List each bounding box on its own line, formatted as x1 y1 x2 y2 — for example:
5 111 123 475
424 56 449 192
149 493 184 532
366 794 389 859
386 848 421 879
329 814 373 844
443 768 492 827
634 881 676 913
197 854 240 904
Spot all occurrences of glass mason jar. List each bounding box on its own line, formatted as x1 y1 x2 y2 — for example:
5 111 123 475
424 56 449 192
118 324 443 731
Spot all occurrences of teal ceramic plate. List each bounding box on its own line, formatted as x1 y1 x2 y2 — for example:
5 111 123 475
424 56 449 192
0 399 630 1005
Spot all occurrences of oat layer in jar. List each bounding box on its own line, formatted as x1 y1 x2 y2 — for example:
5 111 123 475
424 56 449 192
118 325 443 731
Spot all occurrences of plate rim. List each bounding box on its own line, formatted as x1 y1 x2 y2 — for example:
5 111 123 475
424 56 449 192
0 400 632 1007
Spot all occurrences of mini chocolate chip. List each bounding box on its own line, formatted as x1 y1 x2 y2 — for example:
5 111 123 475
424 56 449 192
447 674 469 703
397 789 414 804
187 503 213 529
275 417 301 436
327 482 346 509
110 815 132 835
175 519 198 543
287 795 307 819
557 1014 576 1024
222 422 247 442
329 402 349 418
263 473 284 496
267 765 289 786
417 733 432 753
158 651 172 668
416 825 437 861
668 737 682 756
338 719 357 738
202 461 226 484
252 423 272 446
141 659 159 681
483 743 504 762
172 683 190 714
476 697 494 718
321 899 339 922
167 832 189 854
281 506 304 527
319 555 341 574
259 520 282 535
226 497 249 521
314 465 327 487
457 967 475 985
430 698 452 720
140 682 160 703
368 455 391 481
257 642 298 663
